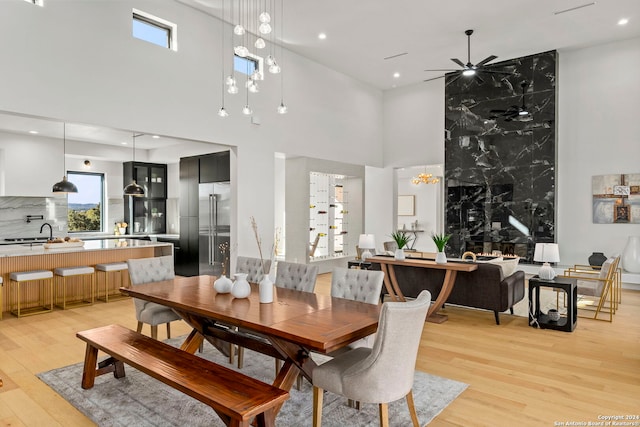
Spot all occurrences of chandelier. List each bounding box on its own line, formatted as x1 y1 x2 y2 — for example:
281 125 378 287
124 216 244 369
411 172 440 185
218 0 287 117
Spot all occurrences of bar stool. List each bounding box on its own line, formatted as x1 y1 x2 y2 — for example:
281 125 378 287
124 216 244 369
9 270 54 317
95 262 129 302
54 266 95 309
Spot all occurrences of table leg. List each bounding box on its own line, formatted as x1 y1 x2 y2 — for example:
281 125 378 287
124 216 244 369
426 270 458 323
380 263 407 302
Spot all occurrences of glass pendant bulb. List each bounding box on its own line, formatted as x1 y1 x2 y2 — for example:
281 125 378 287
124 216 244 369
259 12 271 23
259 22 272 34
225 75 236 86
266 54 276 66
242 105 253 115
254 37 266 49
250 70 263 81
234 45 249 57
218 107 229 117
277 101 288 114
233 24 245 35
269 63 281 74
248 82 259 93
227 83 238 94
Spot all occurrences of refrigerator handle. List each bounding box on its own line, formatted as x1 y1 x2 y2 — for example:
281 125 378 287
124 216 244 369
209 194 214 265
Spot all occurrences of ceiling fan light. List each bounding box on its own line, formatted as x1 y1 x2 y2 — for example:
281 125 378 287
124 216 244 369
462 69 476 76
519 110 529 116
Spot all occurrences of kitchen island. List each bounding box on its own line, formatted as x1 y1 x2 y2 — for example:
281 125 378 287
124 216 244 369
0 239 172 316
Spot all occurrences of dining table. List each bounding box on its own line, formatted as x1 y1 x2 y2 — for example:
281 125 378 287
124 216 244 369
121 275 380 417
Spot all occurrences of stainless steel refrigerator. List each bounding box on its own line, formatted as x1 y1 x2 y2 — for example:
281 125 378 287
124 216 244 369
199 182 231 276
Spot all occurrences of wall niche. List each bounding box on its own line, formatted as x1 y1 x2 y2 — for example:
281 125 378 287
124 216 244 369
444 50 557 262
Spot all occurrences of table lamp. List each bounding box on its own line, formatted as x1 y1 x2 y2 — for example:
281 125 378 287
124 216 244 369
533 243 559 280
358 234 376 260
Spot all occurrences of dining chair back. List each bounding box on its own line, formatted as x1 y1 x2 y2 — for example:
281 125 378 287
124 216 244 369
236 256 271 283
275 261 318 292
312 290 432 427
127 256 181 339
330 267 384 304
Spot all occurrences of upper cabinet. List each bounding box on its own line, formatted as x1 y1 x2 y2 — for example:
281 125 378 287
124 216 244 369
124 161 167 234
199 151 230 183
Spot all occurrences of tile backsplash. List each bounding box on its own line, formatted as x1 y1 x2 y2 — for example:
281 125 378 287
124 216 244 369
0 196 124 239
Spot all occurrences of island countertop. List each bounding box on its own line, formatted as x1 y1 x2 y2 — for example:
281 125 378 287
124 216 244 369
0 239 172 258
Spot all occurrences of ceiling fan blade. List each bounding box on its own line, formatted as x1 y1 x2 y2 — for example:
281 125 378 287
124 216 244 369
475 74 486 84
480 69 513 75
489 109 508 114
451 58 466 68
424 75 446 82
446 73 462 86
476 55 498 67
424 69 459 72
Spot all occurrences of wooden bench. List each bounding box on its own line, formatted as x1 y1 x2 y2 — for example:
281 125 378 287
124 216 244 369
76 324 289 427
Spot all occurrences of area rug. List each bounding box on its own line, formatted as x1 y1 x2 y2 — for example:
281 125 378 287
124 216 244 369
38 338 467 427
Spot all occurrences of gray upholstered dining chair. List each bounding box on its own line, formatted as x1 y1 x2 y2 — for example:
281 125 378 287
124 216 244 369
312 290 432 427
275 261 318 292
236 256 271 283
230 256 273 367
330 267 385 351
127 256 182 340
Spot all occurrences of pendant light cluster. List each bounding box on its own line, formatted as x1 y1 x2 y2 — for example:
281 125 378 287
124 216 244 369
52 123 78 194
123 133 145 197
218 0 287 118
411 172 440 185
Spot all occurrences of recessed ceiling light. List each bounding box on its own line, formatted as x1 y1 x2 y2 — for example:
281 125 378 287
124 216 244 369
318 33 327 40
28 130 39 134
393 72 400 78
152 135 160 139
618 18 629 26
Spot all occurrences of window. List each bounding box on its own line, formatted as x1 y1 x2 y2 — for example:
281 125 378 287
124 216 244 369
67 172 104 233
235 53 263 79
132 9 177 51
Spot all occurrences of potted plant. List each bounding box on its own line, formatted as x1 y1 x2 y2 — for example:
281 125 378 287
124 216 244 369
390 230 414 260
432 232 451 264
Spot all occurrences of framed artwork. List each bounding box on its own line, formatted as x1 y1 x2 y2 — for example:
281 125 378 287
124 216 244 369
592 173 640 224
398 195 415 216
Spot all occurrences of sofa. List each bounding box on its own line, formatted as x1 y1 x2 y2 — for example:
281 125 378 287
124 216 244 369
373 259 525 324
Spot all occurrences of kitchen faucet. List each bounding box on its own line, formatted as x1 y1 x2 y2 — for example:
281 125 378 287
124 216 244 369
40 222 53 241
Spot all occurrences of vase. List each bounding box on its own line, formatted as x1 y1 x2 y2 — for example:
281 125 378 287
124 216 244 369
259 274 274 304
394 248 405 260
435 251 447 264
588 252 607 268
621 236 640 273
231 273 251 298
214 274 233 294
118 227 126 235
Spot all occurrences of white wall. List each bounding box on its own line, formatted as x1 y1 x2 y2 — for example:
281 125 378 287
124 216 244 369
0 0 384 257
557 37 640 265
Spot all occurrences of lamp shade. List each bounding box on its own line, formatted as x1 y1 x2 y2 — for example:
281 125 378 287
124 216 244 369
124 180 145 196
358 234 375 250
533 243 560 263
52 176 78 194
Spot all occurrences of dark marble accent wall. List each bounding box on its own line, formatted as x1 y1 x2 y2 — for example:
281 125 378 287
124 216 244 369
444 50 556 262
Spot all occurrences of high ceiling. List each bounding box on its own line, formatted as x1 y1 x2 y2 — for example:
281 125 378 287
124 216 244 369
179 0 640 89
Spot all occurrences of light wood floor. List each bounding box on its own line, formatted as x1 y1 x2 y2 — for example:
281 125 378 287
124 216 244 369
0 274 638 426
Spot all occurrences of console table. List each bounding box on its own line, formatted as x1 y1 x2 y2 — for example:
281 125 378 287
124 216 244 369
368 256 477 323
528 275 577 332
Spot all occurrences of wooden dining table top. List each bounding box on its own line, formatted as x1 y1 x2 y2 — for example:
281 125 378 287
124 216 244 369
122 275 381 354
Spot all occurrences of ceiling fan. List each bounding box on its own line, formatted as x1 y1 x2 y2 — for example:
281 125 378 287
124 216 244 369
424 29 511 83
489 81 531 122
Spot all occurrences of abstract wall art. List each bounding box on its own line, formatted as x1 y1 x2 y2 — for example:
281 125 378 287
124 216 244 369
592 173 640 224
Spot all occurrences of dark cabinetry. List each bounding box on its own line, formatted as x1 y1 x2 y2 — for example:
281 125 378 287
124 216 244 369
199 151 230 183
123 162 167 235
177 151 230 276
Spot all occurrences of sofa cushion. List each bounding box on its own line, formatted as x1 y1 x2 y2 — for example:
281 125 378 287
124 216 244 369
487 257 520 278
